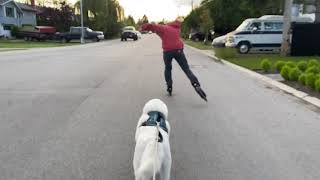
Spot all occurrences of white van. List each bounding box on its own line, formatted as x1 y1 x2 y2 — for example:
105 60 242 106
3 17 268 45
225 15 314 54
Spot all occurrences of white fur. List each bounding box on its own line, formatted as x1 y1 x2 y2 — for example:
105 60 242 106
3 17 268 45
134 99 172 180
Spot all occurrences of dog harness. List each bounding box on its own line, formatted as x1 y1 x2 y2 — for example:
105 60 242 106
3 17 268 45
141 111 168 143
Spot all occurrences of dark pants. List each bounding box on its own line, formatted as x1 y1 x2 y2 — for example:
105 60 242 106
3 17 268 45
163 49 199 87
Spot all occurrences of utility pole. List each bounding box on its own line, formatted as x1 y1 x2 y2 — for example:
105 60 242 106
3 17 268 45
315 0 320 23
191 0 194 11
281 0 293 56
80 0 85 44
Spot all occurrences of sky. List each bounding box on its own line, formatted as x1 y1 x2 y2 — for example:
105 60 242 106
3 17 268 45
69 0 201 22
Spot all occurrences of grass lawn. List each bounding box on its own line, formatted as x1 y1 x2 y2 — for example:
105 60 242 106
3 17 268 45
0 39 79 49
184 40 212 50
214 48 320 71
185 40 320 71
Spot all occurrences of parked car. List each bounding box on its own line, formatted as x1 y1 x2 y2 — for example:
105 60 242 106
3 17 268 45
189 32 205 41
56 27 104 43
212 35 227 47
189 30 214 42
18 26 56 41
225 15 314 54
121 26 139 41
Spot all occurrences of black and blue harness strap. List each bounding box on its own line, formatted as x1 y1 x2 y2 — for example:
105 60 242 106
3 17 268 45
141 111 168 142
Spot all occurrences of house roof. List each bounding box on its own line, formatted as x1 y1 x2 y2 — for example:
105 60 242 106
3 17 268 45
0 0 10 5
0 0 37 12
16 2 37 12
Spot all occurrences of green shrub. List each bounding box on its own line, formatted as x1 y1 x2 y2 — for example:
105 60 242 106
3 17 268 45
11 25 19 37
306 66 320 74
280 65 291 80
261 59 272 72
315 79 320 92
297 61 308 72
306 73 317 89
285 61 296 68
298 74 307 85
288 68 302 81
275 61 286 72
308 59 319 68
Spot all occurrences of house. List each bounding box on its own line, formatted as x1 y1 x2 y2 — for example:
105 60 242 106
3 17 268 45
0 0 37 37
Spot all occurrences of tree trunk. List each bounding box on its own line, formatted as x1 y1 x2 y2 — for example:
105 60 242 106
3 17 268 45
281 0 293 56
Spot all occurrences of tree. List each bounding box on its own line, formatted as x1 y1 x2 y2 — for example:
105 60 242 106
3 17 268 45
199 7 213 44
74 0 124 38
181 9 201 37
125 15 136 27
192 0 284 34
141 14 149 23
37 1 76 31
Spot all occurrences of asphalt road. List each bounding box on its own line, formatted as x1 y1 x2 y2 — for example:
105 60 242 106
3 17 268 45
0 35 320 180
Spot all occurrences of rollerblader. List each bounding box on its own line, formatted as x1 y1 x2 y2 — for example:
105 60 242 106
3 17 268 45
141 17 207 101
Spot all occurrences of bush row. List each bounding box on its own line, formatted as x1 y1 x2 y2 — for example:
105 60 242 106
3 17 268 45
260 59 320 92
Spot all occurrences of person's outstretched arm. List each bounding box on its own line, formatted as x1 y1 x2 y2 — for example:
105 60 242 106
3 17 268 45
141 23 165 34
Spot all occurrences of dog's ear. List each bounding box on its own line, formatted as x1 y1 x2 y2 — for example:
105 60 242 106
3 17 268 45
143 99 168 120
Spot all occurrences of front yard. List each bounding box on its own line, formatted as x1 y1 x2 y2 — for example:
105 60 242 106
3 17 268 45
185 40 320 99
0 39 79 49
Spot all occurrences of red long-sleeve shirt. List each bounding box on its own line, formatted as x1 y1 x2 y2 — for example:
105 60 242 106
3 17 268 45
141 21 184 52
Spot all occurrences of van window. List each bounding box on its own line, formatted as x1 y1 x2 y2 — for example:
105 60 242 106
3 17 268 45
236 20 250 31
248 22 262 31
264 22 283 31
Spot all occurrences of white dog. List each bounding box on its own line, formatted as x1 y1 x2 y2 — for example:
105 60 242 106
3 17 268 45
133 99 172 180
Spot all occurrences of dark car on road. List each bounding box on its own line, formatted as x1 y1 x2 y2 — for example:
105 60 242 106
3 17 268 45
121 26 139 41
56 27 104 43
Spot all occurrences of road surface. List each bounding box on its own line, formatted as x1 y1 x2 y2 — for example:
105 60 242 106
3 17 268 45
0 35 320 180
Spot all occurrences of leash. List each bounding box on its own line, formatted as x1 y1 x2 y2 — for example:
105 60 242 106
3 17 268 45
153 121 160 180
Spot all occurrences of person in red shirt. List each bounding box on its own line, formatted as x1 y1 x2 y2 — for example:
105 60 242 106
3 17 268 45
141 18 207 101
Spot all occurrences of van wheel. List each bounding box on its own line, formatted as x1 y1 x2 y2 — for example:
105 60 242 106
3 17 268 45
238 42 250 54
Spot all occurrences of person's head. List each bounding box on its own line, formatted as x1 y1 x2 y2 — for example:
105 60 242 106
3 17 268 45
175 16 184 23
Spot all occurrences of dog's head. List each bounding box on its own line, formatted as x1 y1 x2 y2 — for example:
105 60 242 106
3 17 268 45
143 99 168 120
136 99 170 141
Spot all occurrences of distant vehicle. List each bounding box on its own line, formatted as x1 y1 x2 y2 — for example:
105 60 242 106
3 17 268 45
56 27 104 43
121 31 138 41
141 31 149 34
122 26 136 32
189 31 205 41
212 35 227 47
121 26 140 41
189 30 214 42
18 26 56 41
225 15 314 54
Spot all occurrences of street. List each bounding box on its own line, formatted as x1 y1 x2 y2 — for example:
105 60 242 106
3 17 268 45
0 35 320 180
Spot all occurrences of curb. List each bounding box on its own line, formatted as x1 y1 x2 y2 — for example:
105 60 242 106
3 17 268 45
185 44 320 109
